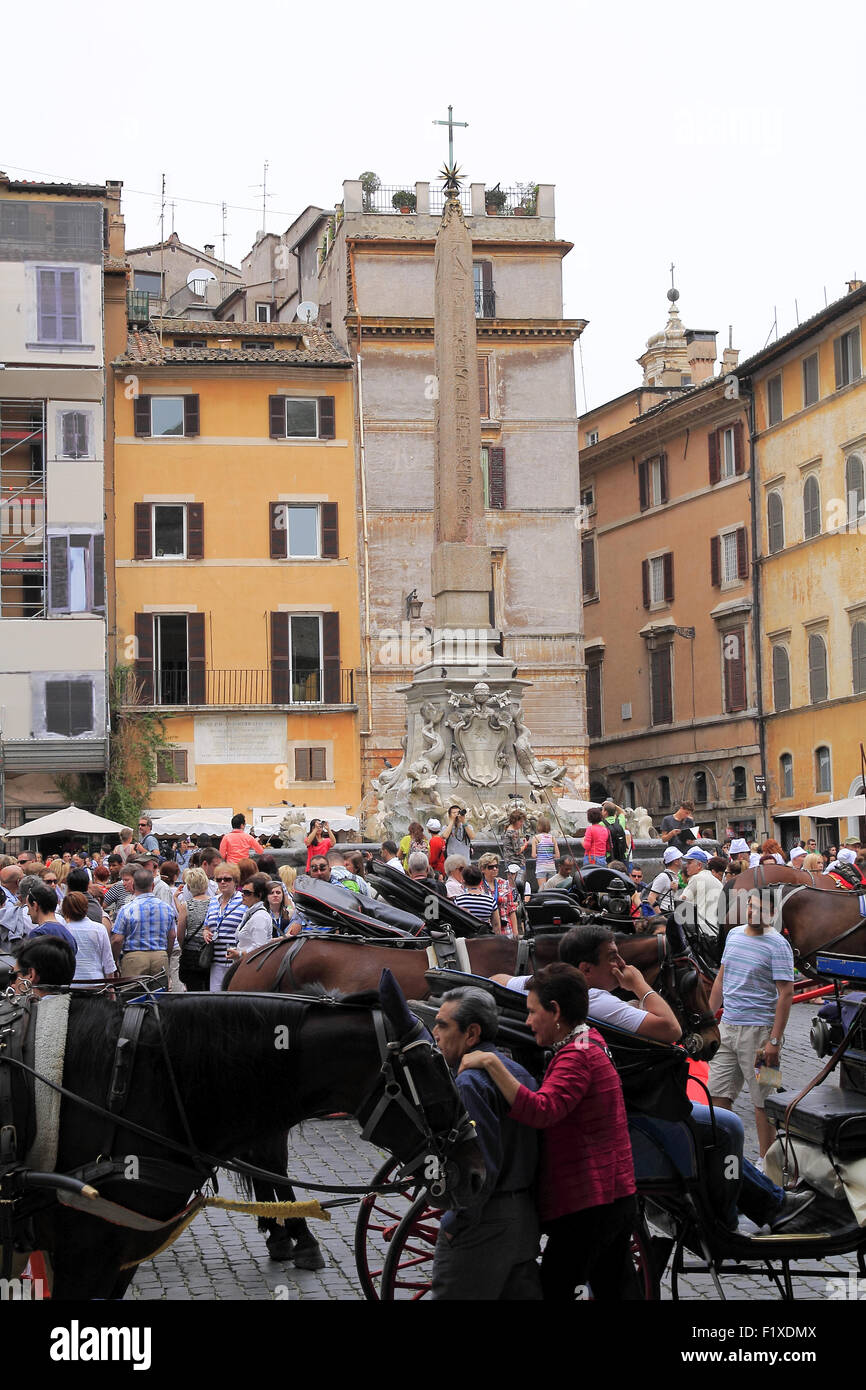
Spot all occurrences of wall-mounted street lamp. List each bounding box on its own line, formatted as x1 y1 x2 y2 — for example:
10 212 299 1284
405 589 423 621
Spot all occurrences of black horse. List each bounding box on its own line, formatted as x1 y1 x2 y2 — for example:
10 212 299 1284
22 973 484 1299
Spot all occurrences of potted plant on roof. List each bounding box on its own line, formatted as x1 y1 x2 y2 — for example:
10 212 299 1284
513 182 538 216
485 184 508 215
359 171 380 212
392 189 416 214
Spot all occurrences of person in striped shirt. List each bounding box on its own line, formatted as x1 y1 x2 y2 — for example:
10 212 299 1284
453 864 500 932
202 861 246 990
112 868 175 982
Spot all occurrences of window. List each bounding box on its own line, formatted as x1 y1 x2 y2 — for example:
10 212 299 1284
580 485 595 513
693 771 708 805
133 395 200 439
767 374 783 426
815 745 832 794
242 339 273 350
642 552 673 607
834 327 861 389
255 302 272 323
732 765 747 801
134 503 203 561
658 775 671 808
780 753 794 799
47 531 104 613
803 353 819 408
649 556 665 604
473 261 495 318
581 535 597 600
803 475 821 540
477 356 490 417
650 645 673 725
722 626 747 713
623 780 636 808
846 455 865 530
133 612 206 705
767 491 784 553
134 271 162 297
711 527 748 586
638 454 667 509
156 748 189 783
176 338 206 348
586 661 602 739
294 747 327 781
680 373 692 387
479 446 506 509
772 645 791 711
808 632 828 703
584 429 599 447
268 395 335 440
853 621 866 694
58 410 90 459
708 422 744 484
720 426 737 478
269 502 339 560
270 612 342 704
45 678 93 735
36 267 81 344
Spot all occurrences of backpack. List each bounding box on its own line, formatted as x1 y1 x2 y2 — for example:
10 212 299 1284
605 817 629 864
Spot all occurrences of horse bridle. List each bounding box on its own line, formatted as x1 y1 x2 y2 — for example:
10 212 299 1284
357 1011 476 1198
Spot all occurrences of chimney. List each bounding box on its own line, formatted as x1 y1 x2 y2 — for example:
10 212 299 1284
720 324 739 374
684 329 717 385
204 243 215 257
847 278 863 293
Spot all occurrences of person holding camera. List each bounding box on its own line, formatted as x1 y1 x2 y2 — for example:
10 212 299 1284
444 805 475 862
304 818 336 871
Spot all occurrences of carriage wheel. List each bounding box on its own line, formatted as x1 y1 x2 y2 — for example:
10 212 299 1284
353 1158 425 1301
629 1215 660 1300
380 1191 443 1301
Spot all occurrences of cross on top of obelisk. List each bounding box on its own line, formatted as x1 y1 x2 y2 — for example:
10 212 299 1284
432 104 468 168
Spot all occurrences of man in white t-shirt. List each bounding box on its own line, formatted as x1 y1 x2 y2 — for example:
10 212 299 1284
677 847 723 940
648 847 682 914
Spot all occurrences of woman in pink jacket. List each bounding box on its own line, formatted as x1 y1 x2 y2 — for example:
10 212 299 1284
460 963 636 1300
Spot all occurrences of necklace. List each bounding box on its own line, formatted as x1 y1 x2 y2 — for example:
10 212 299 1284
552 1023 589 1052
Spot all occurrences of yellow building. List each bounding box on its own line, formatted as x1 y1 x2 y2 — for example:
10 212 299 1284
112 317 361 821
741 281 866 849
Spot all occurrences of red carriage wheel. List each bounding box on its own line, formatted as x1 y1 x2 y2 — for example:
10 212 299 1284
379 1192 444 1301
353 1158 426 1301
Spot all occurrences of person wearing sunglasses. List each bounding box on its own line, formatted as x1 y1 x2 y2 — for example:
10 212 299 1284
201 862 244 990
227 873 273 962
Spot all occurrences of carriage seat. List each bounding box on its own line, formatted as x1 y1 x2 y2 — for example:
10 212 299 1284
763 1086 866 1162
629 1115 699 1187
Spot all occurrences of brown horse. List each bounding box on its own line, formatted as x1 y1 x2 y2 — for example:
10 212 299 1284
227 928 720 1060
774 884 866 974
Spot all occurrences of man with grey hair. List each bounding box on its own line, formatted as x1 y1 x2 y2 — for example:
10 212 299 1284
112 867 175 982
0 868 33 947
431 986 541 1300
407 851 439 891
443 855 466 900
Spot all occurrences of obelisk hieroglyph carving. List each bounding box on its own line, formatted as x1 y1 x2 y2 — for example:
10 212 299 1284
431 190 492 635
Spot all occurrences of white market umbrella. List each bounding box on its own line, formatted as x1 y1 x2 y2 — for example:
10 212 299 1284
5 804 125 839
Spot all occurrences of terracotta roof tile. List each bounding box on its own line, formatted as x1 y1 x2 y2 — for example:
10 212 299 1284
114 322 351 368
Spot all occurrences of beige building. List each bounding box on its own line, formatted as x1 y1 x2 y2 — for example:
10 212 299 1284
579 291 761 839
126 232 240 320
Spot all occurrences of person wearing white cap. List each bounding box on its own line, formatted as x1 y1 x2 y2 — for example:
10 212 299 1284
727 838 751 874
647 846 682 914
788 845 806 867
677 847 723 941
827 846 866 889
426 819 446 877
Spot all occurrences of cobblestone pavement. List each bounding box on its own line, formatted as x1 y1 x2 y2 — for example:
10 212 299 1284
129 998 861 1301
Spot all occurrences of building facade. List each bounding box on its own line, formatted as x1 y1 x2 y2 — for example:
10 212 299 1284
578 295 762 840
0 173 125 827
296 177 588 799
112 317 362 820
740 281 866 849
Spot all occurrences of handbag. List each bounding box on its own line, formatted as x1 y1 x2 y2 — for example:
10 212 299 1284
180 913 214 983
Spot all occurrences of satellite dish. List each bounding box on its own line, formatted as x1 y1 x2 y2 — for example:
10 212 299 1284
296 301 319 324
187 267 217 297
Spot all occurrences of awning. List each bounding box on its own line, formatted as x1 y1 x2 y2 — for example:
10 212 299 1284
776 796 866 820
5 804 124 838
251 805 359 835
147 808 233 837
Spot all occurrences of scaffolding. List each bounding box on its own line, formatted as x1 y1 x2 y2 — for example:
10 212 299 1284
0 399 46 618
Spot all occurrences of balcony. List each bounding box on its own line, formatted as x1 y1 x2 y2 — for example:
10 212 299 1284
116 666 355 709
127 290 150 325
474 289 496 318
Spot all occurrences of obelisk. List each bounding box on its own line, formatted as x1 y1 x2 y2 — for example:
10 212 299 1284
430 188 492 640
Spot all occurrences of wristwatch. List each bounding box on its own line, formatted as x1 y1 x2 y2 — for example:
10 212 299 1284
769 1036 782 1047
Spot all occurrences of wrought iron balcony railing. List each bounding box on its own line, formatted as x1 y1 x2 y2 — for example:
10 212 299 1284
474 289 496 318
115 666 355 708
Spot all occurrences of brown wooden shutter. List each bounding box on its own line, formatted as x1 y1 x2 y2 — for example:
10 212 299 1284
710 535 721 587
269 502 287 559
269 395 286 438
480 261 494 308
134 395 151 437
48 534 69 611
488 447 506 509
663 551 674 602
834 335 844 389
310 748 327 780
581 536 596 599
724 627 747 712
187 503 204 560
322 612 341 703
659 454 669 504
478 356 490 417
318 396 336 439
271 612 290 702
92 533 105 612
733 420 746 474
641 558 650 609
708 428 720 485
321 502 339 557
186 613 206 704
183 395 200 437
638 460 649 510
294 747 311 780
650 646 672 725
134 503 152 560
134 613 154 702
736 525 749 579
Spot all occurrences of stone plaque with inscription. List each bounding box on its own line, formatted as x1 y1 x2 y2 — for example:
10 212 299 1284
194 714 287 765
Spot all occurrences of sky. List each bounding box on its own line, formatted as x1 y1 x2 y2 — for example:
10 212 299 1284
3 0 863 409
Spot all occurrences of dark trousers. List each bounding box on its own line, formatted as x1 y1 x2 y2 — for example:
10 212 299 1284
432 1192 542 1301
541 1193 639 1301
